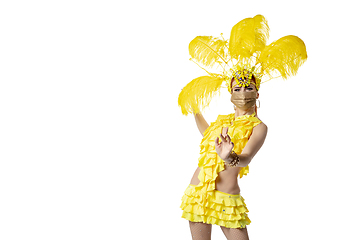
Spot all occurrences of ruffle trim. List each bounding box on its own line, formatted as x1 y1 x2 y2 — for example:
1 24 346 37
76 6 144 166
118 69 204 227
199 112 261 180
180 185 251 228
239 165 249 178
181 212 250 229
180 112 260 228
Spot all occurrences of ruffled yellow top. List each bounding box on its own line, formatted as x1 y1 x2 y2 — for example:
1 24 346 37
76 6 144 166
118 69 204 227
192 112 262 200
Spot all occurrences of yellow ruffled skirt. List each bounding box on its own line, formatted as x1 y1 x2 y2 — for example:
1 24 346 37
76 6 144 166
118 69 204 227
180 184 251 229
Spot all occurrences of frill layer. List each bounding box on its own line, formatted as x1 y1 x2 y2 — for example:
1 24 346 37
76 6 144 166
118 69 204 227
180 112 261 228
198 112 261 187
181 185 251 228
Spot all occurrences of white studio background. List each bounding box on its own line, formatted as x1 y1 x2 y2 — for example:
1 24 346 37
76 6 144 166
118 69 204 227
0 0 359 239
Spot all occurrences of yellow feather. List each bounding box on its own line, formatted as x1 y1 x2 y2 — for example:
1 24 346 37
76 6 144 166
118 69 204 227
229 15 269 62
189 36 227 68
259 35 307 79
178 75 224 115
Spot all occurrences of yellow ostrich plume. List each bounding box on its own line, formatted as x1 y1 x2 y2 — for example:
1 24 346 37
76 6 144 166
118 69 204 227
259 35 307 79
229 14 269 62
188 36 228 69
178 15 307 116
178 75 224 116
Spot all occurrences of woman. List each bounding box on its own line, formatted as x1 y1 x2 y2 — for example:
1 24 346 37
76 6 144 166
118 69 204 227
178 15 307 240
181 77 267 240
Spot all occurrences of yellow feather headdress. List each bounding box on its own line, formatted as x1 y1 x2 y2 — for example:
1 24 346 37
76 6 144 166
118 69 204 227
178 14 307 116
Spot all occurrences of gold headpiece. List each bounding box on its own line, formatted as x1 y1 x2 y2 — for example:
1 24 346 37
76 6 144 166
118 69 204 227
178 14 307 115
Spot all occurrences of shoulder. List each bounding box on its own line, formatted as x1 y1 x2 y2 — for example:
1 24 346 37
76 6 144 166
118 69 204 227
254 115 267 130
253 122 268 136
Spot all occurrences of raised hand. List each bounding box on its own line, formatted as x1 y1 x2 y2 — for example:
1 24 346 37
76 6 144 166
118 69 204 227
215 127 234 161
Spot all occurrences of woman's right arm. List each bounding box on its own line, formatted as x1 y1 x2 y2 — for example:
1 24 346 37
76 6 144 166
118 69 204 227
194 112 209 137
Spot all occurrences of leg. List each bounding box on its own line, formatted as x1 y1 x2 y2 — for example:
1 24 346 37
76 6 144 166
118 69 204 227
189 221 212 240
220 225 249 240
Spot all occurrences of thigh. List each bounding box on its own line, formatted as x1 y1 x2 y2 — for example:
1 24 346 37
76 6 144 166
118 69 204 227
220 225 249 240
189 221 212 240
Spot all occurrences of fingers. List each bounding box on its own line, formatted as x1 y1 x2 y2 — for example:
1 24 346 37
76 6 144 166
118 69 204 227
215 137 220 147
219 133 227 143
220 127 232 143
221 127 229 137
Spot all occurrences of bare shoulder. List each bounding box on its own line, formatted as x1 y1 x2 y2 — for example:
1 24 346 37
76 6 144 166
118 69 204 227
256 121 267 129
254 115 267 129
253 121 268 135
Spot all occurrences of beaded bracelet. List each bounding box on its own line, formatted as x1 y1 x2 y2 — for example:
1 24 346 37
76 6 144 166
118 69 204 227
225 151 240 167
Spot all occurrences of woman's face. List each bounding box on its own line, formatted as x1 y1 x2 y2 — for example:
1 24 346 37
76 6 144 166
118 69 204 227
231 79 258 94
230 79 259 110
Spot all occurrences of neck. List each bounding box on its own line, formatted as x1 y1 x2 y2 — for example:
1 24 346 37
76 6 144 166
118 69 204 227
234 106 256 118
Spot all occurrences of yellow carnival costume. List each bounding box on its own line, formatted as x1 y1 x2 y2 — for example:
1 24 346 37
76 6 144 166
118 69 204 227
180 112 261 228
178 14 307 229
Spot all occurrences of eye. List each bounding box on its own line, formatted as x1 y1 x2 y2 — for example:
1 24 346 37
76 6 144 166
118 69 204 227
246 87 253 91
234 88 240 92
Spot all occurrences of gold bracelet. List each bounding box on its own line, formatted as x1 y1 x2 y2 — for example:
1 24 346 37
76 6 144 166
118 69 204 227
226 151 240 167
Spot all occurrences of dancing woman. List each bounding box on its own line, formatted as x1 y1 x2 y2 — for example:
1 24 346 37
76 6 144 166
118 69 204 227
178 15 307 240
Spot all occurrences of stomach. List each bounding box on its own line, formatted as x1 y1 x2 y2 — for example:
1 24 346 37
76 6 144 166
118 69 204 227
190 165 241 195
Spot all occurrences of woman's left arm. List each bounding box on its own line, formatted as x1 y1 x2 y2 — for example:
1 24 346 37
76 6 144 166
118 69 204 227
234 123 268 167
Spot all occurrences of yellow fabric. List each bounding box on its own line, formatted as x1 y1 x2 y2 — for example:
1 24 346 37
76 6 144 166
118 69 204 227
181 185 251 229
180 112 262 228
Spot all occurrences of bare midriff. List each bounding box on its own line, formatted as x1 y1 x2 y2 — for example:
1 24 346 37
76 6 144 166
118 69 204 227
189 165 241 195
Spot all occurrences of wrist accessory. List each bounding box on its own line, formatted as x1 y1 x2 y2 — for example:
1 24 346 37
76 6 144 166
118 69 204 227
225 151 241 168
